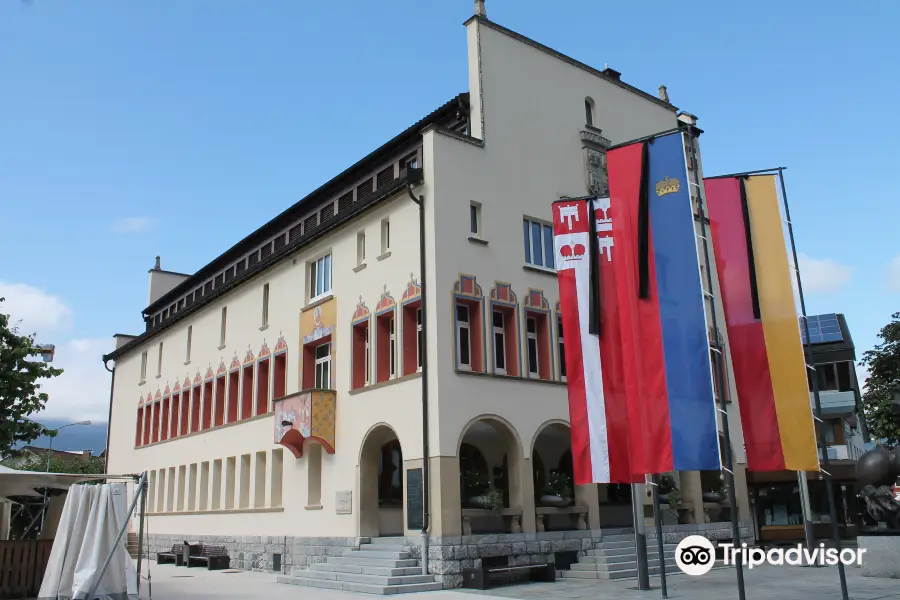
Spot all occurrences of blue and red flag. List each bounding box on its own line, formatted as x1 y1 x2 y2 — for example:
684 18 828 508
606 130 721 474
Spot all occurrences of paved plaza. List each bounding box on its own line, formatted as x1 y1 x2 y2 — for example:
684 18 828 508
139 561 899 600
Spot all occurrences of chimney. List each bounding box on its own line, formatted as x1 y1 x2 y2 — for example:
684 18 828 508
153 256 161 270
474 0 486 17
677 111 698 126
602 66 621 81
658 85 670 103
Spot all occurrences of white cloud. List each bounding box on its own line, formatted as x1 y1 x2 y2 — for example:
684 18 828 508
111 217 154 234
887 256 900 292
797 253 852 293
0 281 72 335
39 337 114 422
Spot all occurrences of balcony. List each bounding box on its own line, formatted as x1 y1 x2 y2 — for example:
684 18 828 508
810 390 855 417
274 389 336 458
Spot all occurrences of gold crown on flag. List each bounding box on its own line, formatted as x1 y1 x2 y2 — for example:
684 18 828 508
655 176 680 197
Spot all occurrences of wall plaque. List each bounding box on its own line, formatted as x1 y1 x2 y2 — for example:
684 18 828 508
335 490 352 515
406 468 424 531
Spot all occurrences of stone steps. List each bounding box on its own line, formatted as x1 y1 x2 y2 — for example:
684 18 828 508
564 534 681 582
559 563 681 580
277 537 440 595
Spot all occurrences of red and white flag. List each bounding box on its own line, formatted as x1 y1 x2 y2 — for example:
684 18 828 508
552 197 635 484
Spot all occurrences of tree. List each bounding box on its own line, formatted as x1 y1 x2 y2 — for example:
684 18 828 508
861 312 900 445
0 297 64 456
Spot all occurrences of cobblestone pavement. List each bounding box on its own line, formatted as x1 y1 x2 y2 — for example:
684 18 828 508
140 561 899 600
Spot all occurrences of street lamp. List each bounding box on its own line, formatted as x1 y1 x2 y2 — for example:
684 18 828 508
38 420 91 533
43 420 92 472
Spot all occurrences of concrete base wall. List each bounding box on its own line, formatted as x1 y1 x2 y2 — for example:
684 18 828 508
859 534 900 578
144 522 752 587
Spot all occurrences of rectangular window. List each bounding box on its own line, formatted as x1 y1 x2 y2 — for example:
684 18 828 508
220 306 228 347
227 370 239 423
202 379 213 430
191 386 201 433
526 316 539 376
470 202 482 236
214 376 225 427
389 316 396 378
270 449 283 507
161 396 170 441
254 451 267 508
558 317 566 381
352 322 369 390
157 342 163 377
523 218 555 269
314 343 331 389
185 326 192 363
171 393 181 437
417 308 423 371
309 254 332 300
180 390 190 436
262 283 270 327
357 231 366 266
273 352 287 400
135 407 144 447
457 305 471 369
242 365 254 419
257 359 270 415
381 219 390 254
492 310 506 373
140 351 148 382
151 402 160 443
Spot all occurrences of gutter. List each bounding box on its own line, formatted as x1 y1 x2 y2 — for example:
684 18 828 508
406 170 430 574
103 359 115 473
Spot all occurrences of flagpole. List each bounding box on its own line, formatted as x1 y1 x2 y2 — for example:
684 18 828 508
632 483 651 590
684 127 747 600
651 474 668 598
777 168 849 600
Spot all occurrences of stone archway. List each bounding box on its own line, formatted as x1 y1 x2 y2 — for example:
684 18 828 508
359 424 404 537
457 416 528 534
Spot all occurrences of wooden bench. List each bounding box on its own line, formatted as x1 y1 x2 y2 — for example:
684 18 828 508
462 562 555 590
157 543 199 566
187 544 230 570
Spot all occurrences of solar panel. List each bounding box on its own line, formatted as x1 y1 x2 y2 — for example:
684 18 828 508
799 313 844 345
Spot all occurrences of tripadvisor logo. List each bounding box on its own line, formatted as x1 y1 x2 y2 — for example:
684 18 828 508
674 535 866 576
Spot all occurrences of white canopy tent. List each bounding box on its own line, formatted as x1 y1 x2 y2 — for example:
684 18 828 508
0 465 127 502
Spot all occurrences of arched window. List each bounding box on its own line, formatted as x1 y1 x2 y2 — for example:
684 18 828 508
585 97 595 126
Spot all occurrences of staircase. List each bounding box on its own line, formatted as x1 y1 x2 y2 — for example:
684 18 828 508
559 530 680 581
277 537 442 595
126 533 139 559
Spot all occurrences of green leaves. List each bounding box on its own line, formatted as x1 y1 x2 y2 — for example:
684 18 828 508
861 312 900 446
0 298 64 456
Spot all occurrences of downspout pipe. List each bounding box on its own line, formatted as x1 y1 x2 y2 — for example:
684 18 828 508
103 358 115 473
406 169 430 574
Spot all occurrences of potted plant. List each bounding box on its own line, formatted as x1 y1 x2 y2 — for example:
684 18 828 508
463 470 492 508
484 487 505 513
538 470 573 507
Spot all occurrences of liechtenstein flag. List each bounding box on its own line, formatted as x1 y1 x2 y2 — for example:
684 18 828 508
606 130 721 474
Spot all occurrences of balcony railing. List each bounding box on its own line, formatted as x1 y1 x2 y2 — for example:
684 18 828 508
811 390 855 416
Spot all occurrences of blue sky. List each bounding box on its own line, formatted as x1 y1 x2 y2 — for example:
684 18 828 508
1 1 897 422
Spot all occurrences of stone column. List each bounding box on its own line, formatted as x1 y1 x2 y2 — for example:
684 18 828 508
681 471 704 524
515 457 537 533
732 463 751 524
428 456 462 537
575 483 601 531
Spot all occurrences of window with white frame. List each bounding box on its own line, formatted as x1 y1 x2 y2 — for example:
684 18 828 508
526 316 539 376
557 317 566 381
220 306 227 347
456 304 471 369
314 343 331 389
262 283 270 327
185 326 192 363
356 231 366 266
157 342 164 377
140 350 148 383
523 218 555 269
381 219 390 255
389 316 396 378
404 153 418 171
492 310 506 374
309 254 332 300
416 308 423 372
470 202 482 236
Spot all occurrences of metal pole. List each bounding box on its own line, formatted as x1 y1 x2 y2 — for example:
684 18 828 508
797 471 816 555
87 471 148 600
651 475 668 598
778 169 849 599
685 128 746 600
39 434 54 533
136 476 147 593
704 167 787 180
632 483 650 590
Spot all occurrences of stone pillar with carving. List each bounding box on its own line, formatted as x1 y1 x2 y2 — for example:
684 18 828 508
581 127 612 197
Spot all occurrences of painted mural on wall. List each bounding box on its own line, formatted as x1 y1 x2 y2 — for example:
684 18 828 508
274 390 337 458
301 299 336 345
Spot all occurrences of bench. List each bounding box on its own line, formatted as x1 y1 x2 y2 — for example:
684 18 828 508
187 544 231 570
157 542 199 566
462 562 555 590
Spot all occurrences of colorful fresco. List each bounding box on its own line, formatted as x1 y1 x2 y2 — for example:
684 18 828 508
274 390 337 458
301 298 336 346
